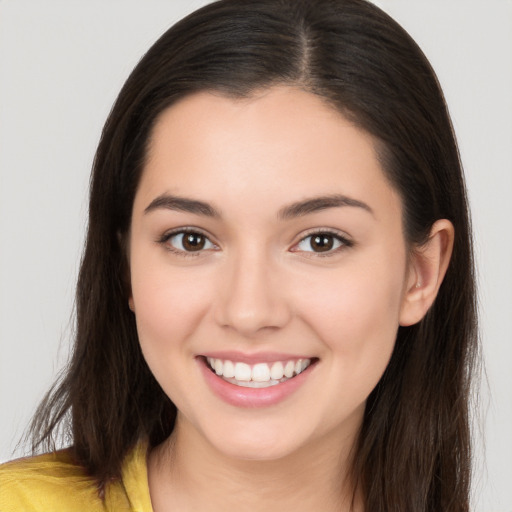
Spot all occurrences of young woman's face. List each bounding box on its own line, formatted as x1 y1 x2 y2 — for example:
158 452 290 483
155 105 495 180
129 86 413 461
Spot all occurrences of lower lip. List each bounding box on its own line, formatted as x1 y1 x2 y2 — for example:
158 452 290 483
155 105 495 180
198 357 316 408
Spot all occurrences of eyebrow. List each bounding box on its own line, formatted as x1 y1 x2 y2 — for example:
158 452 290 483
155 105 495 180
144 193 373 219
277 194 373 219
144 194 221 218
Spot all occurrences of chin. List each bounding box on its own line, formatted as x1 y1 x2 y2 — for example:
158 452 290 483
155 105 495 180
213 435 302 462
196 414 320 463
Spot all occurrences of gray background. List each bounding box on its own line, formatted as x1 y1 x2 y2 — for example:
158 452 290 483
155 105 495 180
1 1 510 510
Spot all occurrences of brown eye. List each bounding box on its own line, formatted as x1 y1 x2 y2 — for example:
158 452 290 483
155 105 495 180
295 232 348 254
182 232 206 251
310 234 335 252
165 231 215 253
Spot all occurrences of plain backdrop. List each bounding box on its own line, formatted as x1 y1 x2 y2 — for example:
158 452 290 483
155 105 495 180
0 1 511 510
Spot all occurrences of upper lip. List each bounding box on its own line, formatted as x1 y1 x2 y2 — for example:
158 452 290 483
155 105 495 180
198 351 316 364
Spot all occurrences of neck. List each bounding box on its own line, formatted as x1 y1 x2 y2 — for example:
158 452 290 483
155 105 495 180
148 415 363 512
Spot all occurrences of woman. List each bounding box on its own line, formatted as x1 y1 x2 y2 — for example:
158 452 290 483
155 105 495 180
0 0 478 510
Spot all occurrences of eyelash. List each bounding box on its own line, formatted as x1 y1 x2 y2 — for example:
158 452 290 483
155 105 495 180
158 228 218 258
157 228 353 257
291 229 353 257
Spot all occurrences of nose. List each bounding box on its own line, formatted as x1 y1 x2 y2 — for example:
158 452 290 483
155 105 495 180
214 248 291 337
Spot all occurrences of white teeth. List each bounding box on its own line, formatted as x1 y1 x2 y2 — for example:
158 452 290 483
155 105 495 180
270 361 284 380
284 360 295 378
234 362 252 381
233 379 281 388
223 360 235 378
206 357 312 386
252 363 271 382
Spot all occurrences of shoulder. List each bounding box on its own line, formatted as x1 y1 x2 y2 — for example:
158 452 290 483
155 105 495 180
0 449 104 511
0 448 135 511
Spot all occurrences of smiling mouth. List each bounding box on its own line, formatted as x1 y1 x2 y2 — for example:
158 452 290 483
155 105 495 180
204 357 315 388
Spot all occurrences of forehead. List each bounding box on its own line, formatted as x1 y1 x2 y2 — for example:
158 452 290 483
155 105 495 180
138 86 401 222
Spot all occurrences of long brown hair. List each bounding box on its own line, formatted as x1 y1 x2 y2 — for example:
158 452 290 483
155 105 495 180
30 1 478 510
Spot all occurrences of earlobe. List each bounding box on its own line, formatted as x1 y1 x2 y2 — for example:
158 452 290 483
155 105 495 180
399 219 454 326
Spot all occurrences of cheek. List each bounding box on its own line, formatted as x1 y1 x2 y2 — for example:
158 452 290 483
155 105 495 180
311 271 403 340
130 264 217 408
130 259 214 356
294 251 406 384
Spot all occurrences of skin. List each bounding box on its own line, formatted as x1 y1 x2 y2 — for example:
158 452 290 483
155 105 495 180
128 86 454 511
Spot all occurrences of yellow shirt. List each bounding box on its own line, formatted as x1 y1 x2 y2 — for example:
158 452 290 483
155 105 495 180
0 442 153 511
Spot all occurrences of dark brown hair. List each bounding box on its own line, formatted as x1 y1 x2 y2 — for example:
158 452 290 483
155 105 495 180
30 1 478 510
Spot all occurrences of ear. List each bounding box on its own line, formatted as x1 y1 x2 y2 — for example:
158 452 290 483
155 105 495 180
399 219 454 326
